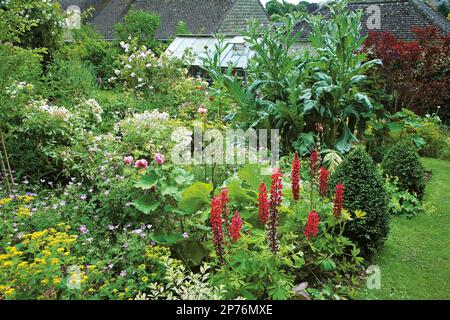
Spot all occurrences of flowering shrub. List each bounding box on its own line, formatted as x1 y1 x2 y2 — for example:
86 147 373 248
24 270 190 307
109 38 209 116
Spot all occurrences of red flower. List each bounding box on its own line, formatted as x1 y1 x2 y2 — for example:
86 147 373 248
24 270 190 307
228 211 243 242
309 149 319 188
319 167 330 197
268 168 283 254
220 188 229 224
258 182 269 225
304 209 320 240
210 196 224 263
291 152 301 201
333 184 345 218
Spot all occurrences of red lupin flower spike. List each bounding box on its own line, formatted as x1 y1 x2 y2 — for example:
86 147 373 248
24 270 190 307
309 149 319 187
292 152 301 201
220 187 229 226
333 184 345 218
304 209 320 240
210 196 224 264
319 167 330 197
267 168 283 254
258 182 269 225
228 211 243 242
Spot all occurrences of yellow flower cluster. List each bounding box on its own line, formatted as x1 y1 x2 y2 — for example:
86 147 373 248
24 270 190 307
0 197 13 206
18 206 31 218
0 195 34 207
0 223 79 299
17 195 34 203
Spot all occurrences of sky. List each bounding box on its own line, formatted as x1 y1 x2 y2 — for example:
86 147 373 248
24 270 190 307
260 0 324 5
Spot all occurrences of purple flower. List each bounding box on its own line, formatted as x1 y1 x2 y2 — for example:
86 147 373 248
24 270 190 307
120 270 127 277
182 232 189 239
79 225 89 234
80 194 87 200
154 153 165 165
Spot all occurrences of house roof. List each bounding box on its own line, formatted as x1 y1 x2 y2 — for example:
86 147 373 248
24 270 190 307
165 35 255 69
57 0 269 40
293 0 450 41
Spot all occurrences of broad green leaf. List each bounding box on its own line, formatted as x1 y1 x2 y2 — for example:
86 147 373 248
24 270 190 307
320 258 336 271
227 177 257 205
132 195 160 214
174 239 210 265
178 182 213 214
411 135 426 148
238 164 271 190
135 173 159 190
335 126 357 153
387 121 405 133
150 233 183 244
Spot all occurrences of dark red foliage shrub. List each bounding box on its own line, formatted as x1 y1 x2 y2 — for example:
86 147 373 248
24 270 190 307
363 27 450 118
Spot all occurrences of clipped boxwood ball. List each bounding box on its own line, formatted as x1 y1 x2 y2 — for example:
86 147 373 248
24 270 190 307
329 147 390 258
381 140 426 200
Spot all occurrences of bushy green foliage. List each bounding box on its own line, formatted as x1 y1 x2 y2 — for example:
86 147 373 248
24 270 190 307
43 55 98 103
329 147 390 257
68 25 120 83
381 140 426 200
114 9 161 50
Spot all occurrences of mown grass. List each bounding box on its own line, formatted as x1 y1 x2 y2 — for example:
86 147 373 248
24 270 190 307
357 157 450 300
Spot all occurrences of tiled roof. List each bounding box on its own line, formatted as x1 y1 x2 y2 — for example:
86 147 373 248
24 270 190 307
56 0 269 40
294 0 450 41
219 0 270 34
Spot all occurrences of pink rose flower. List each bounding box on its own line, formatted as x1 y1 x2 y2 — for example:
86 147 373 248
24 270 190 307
134 159 148 169
198 107 207 114
123 156 133 165
154 153 165 165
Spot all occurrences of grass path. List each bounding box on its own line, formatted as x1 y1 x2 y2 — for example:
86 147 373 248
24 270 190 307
357 158 450 300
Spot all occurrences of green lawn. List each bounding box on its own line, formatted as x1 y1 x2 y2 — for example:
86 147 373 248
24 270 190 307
357 158 450 300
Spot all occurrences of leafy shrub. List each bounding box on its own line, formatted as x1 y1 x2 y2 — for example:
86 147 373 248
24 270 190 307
114 9 161 51
385 178 423 218
363 27 450 120
67 25 120 83
0 44 43 93
381 140 426 200
6 99 75 181
0 0 65 62
44 55 98 103
329 147 389 257
139 264 225 300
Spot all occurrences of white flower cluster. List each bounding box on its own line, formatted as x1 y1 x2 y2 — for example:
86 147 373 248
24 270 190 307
29 99 71 121
81 98 103 123
133 109 170 122
5 81 34 98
